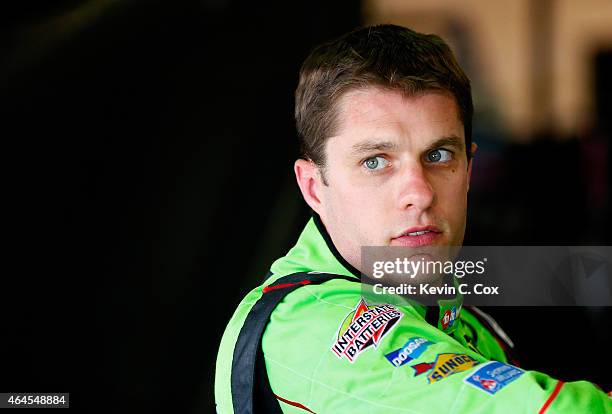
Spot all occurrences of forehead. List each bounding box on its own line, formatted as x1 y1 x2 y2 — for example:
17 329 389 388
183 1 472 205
332 87 463 145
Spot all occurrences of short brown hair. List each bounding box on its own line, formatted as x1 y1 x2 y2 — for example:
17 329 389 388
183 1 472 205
295 24 473 168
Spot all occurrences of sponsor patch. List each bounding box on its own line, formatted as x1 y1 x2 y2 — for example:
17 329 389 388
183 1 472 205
384 337 432 367
411 353 479 383
331 298 403 363
464 361 524 395
440 305 460 330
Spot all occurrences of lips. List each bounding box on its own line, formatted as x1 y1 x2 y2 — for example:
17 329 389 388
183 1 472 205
391 226 442 247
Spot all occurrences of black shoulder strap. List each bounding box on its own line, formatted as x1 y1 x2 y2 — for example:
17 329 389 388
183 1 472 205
230 272 359 414
465 306 520 366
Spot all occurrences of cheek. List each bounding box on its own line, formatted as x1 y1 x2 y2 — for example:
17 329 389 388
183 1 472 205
336 178 393 216
433 173 469 217
324 179 386 235
328 181 374 219
330 169 367 199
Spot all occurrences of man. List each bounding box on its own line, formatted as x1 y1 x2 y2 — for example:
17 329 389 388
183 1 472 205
215 24 610 413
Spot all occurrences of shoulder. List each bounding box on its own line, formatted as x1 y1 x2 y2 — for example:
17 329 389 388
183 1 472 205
262 275 425 356
261 283 489 412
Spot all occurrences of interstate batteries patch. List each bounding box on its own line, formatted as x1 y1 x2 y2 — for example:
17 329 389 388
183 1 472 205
331 298 403 363
411 353 479 383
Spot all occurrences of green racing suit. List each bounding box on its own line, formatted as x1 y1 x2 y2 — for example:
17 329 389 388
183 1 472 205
215 214 611 413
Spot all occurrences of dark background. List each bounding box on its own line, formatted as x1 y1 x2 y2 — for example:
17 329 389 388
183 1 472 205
1 1 610 413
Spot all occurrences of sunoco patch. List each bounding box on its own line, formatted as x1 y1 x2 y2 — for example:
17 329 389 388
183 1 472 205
411 353 479 383
384 337 432 367
331 298 403 363
464 361 524 395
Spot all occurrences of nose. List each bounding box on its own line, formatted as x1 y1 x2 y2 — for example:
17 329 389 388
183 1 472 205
396 163 435 212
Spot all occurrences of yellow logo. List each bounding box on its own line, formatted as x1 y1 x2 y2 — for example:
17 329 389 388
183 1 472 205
412 353 479 383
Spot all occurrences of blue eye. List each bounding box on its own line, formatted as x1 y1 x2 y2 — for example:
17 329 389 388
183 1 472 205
363 156 389 171
426 149 452 163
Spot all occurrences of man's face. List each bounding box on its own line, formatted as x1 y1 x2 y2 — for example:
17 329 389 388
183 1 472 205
303 87 474 271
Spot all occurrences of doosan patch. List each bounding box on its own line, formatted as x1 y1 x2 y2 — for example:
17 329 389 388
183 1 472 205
331 298 403 363
384 337 432 367
412 353 479 383
464 361 525 395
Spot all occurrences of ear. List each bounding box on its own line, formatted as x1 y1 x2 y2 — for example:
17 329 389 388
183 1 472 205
467 142 477 191
294 159 324 214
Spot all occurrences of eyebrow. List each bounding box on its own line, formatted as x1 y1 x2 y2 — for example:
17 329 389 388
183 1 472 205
349 140 399 158
424 135 465 153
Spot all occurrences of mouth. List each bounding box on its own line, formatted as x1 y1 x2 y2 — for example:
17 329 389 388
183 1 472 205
391 226 442 247
405 230 433 236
